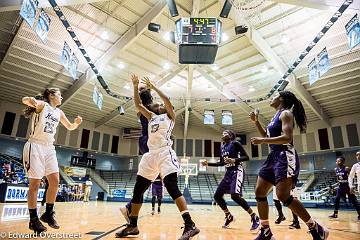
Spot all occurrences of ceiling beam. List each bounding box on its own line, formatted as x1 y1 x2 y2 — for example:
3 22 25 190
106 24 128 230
183 0 200 139
61 0 167 106
196 66 268 127
94 64 185 128
184 65 192 139
0 0 107 12
272 0 359 10
244 21 330 126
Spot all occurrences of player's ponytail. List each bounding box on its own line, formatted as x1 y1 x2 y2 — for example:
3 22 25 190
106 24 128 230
279 90 307 133
23 88 59 118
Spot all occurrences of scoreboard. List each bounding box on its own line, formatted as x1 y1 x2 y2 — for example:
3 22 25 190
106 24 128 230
175 17 222 64
176 17 221 44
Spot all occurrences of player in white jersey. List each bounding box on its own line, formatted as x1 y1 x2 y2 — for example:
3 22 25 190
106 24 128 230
115 75 200 240
349 151 360 194
22 88 82 233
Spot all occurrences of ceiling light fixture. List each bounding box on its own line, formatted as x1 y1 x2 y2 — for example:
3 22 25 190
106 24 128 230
100 31 109 40
221 33 229 42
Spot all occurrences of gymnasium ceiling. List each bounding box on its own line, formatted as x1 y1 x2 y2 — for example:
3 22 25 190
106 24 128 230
0 0 359 135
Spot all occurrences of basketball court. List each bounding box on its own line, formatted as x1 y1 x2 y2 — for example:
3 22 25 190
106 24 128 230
1 202 359 239
1 0 360 239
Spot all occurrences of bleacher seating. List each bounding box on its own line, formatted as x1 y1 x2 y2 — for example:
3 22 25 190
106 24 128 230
309 171 337 191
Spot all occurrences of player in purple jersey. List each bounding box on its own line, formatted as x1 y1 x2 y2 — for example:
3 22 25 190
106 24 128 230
249 91 328 240
201 130 260 232
329 156 360 220
151 175 163 215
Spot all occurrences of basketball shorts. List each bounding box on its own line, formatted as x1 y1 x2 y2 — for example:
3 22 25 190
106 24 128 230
23 141 59 179
259 147 300 185
137 146 180 181
152 183 163 197
216 165 244 195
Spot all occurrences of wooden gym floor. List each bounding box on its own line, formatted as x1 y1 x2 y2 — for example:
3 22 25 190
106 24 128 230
0 202 359 239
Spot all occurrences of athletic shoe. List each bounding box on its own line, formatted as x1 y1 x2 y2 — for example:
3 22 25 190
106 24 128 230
158 207 161 214
328 213 338 219
151 209 155 215
254 227 275 240
178 223 200 240
29 217 47 234
250 215 260 232
115 224 139 238
222 214 235 228
289 221 301 229
274 215 286 224
40 211 59 229
308 222 329 240
120 204 131 224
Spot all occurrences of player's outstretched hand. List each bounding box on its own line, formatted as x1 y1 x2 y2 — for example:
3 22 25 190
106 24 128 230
224 157 235 164
74 116 83 125
251 137 264 145
141 77 154 90
131 74 139 85
200 159 208 166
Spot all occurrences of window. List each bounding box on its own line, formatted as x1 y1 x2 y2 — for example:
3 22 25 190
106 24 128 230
1 112 16 135
80 129 90 149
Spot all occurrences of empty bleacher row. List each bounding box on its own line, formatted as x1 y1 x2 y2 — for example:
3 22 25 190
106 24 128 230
99 170 261 203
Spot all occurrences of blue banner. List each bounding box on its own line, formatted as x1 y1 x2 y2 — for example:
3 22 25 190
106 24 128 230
317 47 330 78
93 86 99 106
70 53 79 80
20 0 39 28
61 42 71 70
112 189 126 198
35 9 51 43
5 185 45 202
93 86 103 111
204 110 215 125
345 14 360 49
97 91 103 111
308 58 319 85
221 110 232 125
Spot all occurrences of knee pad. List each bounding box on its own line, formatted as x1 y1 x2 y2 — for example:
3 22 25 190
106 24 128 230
163 173 182 200
282 195 294 207
132 175 152 204
255 197 267 202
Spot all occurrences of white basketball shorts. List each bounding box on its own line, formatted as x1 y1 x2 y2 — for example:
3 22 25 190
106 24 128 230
137 146 180 181
23 141 59 179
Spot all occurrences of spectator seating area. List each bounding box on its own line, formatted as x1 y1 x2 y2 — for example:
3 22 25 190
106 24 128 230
0 153 26 184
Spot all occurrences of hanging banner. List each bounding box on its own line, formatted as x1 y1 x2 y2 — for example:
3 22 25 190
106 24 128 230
345 14 360 49
20 0 39 28
61 42 71 70
317 47 330 78
69 53 79 80
35 9 51 43
204 110 215 125
35 9 50 43
97 91 103 111
221 110 233 125
93 86 99 106
308 58 319 85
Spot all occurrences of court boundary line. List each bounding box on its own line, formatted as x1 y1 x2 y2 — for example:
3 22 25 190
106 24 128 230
91 215 146 240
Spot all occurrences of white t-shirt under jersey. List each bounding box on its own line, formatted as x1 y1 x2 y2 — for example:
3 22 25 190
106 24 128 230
29 102 61 145
349 162 360 192
147 113 174 151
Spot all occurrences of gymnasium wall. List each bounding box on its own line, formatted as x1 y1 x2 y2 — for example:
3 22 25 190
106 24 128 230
1 99 360 174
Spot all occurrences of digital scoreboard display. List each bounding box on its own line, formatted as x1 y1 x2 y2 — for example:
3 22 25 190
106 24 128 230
176 17 222 45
